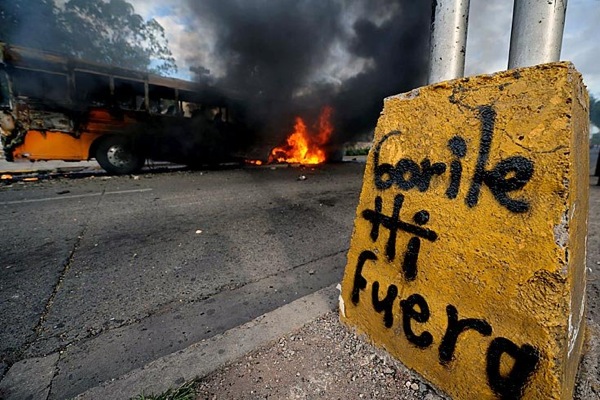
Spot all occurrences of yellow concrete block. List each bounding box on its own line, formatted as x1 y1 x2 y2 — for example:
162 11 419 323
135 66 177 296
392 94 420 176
340 62 589 400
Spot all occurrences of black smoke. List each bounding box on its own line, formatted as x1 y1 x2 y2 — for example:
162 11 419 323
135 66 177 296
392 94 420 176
186 0 432 147
0 0 67 53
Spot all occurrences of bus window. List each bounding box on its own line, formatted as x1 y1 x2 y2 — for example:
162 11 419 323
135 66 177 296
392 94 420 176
179 90 204 118
12 68 68 103
114 78 145 111
148 84 177 116
180 101 200 118
74 71 111 106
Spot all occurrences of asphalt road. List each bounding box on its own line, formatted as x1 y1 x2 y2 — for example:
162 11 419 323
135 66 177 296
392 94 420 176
0 162 365 399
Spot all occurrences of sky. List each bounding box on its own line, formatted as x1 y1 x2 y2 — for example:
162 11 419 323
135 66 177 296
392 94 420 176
126 0 600 141
465 0 600 98
131 0 600 98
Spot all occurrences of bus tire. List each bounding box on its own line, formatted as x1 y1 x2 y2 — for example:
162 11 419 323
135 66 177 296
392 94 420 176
95 135 144 175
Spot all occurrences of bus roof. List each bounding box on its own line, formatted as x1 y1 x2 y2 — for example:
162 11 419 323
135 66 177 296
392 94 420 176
0 42 240 103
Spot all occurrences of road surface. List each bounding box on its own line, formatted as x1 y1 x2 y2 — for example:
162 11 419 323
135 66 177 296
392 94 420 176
0 162 365 399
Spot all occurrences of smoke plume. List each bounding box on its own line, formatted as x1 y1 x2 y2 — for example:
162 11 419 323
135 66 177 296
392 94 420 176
185 0 432 146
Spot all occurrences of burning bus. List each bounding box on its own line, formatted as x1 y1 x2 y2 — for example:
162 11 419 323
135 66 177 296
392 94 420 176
0 43 249 174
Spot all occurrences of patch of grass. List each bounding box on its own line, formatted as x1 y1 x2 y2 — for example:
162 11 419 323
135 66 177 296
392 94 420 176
345 147 370 156
132 379 198 400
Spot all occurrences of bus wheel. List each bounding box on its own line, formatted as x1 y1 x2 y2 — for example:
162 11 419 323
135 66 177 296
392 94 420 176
95 136 144 175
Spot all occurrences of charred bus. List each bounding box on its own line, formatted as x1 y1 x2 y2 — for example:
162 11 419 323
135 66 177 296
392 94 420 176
0 43 248 174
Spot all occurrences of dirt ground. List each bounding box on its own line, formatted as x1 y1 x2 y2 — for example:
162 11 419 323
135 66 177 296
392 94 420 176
194 184 600 400
195 311 446 400
575 182 600 398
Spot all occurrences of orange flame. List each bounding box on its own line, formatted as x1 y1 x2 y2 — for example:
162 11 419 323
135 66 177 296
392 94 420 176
268 106 333 165
245 159 263 166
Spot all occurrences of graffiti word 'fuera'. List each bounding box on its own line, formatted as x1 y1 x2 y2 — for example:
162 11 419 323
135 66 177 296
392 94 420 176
351 250 540 400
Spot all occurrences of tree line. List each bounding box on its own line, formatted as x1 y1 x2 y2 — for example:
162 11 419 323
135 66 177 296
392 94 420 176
591 95 600 146
0 0 176 75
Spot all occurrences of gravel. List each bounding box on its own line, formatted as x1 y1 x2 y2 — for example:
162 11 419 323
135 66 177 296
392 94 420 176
195 311 448 399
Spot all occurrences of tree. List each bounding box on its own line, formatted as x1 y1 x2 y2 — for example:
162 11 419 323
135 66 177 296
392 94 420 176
60 0 176 74
0 0 176 75
0 0 67 51
190 65 213 84
591 95 600 130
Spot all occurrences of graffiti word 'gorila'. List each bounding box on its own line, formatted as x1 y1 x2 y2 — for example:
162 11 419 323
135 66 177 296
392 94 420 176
373 106 535 214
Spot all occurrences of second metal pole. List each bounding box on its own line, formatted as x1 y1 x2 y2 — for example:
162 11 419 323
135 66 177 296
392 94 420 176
508 0 568 69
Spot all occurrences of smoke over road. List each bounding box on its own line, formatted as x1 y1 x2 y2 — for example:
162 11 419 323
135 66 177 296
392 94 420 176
185 0 432 145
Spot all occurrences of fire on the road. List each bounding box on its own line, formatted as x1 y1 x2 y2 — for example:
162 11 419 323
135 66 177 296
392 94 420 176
268 106 333 165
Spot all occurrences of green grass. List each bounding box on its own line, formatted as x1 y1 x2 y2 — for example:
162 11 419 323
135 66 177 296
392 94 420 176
345 147 370 156
132 379 198 400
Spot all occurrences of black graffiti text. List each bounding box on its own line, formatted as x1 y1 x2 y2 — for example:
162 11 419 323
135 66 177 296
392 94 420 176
372 106 534 213
351 250 540 399
362 194 437 281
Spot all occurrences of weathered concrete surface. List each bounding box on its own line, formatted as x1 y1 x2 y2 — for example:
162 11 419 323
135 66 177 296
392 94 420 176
340 62 589 399
0 201 83 366
0 353 59 400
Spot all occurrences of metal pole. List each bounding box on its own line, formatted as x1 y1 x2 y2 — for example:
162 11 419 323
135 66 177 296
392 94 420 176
428 0 470 84
508 0 568 69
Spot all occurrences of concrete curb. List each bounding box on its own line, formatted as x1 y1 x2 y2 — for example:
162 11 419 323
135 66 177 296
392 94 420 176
75 284 339 400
